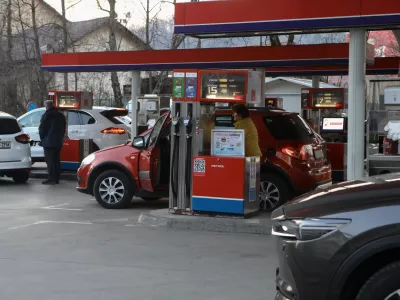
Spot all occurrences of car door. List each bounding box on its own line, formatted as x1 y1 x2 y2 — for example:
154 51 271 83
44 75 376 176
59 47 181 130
67 110 81 139
18 109 45 143
138 112 170 191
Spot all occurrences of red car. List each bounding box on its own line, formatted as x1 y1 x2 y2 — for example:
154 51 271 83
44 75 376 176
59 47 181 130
77 108 332 210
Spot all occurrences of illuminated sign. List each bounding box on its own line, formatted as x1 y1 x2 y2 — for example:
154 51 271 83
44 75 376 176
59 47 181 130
56 93 79 108
322 118 345 131
201 73 246 101
312 89 344 108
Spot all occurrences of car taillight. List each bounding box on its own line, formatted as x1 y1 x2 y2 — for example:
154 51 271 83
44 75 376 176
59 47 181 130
15 133 30 144
101 127 126 135
281 145 313 161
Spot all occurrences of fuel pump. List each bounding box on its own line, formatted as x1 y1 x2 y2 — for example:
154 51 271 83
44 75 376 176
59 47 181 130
169 69 262 217
48 90 95 171
301 87 347 181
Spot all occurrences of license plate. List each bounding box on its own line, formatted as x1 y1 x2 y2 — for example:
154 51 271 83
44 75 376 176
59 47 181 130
314 149 324 160
0 142 10 149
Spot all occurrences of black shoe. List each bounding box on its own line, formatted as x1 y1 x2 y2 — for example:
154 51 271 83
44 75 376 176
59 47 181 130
56 181 60 184
42 180 56 185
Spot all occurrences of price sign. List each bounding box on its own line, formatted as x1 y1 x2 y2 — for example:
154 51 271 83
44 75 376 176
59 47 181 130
312 89 344 108
56 92 79 108
201 72 246 101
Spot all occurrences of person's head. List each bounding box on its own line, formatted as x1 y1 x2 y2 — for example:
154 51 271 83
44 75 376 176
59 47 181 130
232 103 249 121
44 100 54 110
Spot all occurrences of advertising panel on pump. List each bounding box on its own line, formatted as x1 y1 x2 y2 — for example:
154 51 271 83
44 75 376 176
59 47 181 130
211 129 245 157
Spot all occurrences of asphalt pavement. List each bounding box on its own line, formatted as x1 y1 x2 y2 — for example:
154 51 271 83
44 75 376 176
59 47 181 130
0 177 277 300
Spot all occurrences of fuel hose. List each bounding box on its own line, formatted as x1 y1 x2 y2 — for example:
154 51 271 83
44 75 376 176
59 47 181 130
171 134 180 199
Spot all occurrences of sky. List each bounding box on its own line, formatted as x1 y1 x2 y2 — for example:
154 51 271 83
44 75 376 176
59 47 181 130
46 0 181 26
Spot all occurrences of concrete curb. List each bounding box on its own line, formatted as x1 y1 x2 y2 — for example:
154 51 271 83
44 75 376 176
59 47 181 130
138 209 272 235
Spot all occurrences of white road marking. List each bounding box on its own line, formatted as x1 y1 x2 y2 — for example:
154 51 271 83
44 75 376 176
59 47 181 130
8 220 92 230
41 203 82 211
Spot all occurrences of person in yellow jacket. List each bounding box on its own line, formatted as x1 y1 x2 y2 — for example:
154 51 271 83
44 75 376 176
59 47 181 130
232 104 262 157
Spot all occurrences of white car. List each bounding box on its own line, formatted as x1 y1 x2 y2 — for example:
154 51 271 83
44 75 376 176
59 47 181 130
0 112 31 183
18 107 131 162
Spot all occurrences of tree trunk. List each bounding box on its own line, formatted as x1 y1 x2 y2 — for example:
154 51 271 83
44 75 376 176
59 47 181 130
32 0 48 106
61 0 69 90
108 0 123 107
4 0 18 116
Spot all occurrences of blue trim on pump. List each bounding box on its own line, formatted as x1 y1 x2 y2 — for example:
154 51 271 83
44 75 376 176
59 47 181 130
61 161 80 171
192 196 244 214
174 14 400 35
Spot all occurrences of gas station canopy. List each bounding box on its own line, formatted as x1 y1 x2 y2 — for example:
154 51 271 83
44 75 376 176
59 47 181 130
265 57 400 77
42 43 374 73
174 0 400 37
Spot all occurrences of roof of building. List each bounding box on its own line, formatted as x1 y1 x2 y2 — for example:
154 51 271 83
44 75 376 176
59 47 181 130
265 77 340 88
2 17 147 62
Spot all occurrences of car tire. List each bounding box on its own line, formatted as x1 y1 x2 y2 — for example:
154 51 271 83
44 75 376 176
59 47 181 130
93 170 133 209
12 172 30 184
355 261 400 300
259 173 290 211
141 197 161 201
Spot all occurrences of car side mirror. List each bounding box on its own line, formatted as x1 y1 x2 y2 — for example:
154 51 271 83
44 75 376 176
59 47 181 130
132 136 145 149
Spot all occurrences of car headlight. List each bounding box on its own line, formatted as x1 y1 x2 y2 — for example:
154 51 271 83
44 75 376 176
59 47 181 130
271 218 351 241
81 153 96 167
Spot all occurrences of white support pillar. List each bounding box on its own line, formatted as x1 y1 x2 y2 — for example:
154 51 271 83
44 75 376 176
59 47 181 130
347 29 367 180
312 76 320 88
256 67 266 107
130 71 140 138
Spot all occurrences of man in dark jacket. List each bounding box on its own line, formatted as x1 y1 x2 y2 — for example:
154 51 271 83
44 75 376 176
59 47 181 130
39 100 66 185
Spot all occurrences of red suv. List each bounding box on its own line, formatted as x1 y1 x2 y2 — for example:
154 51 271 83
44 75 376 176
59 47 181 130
76 108 332 210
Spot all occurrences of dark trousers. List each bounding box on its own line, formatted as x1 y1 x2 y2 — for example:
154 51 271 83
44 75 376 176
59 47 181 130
44 147 62 183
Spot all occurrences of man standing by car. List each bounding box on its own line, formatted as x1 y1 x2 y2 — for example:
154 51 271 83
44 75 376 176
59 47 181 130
39 100 66 185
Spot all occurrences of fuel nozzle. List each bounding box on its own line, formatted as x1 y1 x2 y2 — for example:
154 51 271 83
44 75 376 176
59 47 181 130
172 116 180 136
183 116 192 138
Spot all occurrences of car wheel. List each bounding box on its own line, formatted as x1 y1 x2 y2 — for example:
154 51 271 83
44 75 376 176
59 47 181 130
12 172 30 184
141 197 161 201
93 170 133 209
355 261 400 300
259 173 290 211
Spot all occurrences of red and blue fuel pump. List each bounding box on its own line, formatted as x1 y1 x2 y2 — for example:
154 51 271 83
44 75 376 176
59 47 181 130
48 90 95 171
301 88 347 181
169 69 262 217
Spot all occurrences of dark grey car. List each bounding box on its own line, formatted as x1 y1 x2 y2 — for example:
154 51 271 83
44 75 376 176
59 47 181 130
272 173 400 300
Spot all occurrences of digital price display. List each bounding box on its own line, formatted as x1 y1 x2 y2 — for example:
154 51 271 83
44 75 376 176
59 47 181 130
312 89 344 108
322 118 345 131
56 93 79 108
301 90 310 108
201 73 246 101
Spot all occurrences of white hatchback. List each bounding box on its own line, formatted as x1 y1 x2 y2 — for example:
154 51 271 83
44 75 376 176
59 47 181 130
18 107 131 162
0 112 31 183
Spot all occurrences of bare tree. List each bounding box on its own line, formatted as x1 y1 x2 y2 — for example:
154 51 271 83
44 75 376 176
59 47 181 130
96 0 123 107
134 0 162 93
61 0 68 90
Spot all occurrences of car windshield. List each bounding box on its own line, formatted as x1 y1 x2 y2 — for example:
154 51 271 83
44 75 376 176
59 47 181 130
0 118 21 135
263 115 314 140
